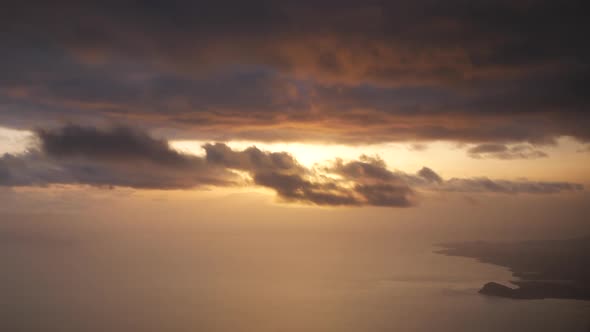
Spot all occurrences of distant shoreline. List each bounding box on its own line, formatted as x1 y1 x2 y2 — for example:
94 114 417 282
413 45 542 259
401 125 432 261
435 237 590 301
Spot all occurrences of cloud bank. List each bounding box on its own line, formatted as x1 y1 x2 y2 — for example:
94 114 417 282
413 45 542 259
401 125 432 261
0 125 583 207
0 1 589 144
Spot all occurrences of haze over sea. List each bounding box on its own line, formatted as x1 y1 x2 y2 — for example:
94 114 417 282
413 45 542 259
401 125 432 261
2 199 589 332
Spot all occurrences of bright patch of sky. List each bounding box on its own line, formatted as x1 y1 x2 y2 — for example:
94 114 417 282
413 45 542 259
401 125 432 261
0 127 34 154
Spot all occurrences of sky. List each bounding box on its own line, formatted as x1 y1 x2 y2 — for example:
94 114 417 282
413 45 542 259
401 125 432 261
0 1 589 239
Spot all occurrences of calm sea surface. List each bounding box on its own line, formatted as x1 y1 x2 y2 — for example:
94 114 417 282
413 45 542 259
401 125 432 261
2 224 589 331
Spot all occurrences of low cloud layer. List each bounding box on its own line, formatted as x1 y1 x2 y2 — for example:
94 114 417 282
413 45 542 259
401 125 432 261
443 178 583 194
0 125 584 207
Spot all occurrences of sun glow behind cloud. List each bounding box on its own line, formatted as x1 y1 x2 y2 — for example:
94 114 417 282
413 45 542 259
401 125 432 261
0 127 33 154
171 138 590 184
1 125 588 206
1 126 588 191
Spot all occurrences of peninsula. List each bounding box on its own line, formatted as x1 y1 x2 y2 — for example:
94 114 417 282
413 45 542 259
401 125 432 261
436 236 590 300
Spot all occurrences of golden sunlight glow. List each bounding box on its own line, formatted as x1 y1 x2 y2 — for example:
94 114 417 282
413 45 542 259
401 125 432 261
171 138 590 184
0 128 588 186
0 127 33 154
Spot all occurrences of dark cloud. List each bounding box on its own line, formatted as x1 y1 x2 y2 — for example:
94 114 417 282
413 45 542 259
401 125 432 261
0 1 589 144
468 144 510 154
253 172 363 207
0 150 234 189
0 125 584 206
353 184 414 207
417 167 443 184
37 125 189 165
204 144 415 207
467 144 548 160
203 143 303 174
0 125 235 189
326 155 399 182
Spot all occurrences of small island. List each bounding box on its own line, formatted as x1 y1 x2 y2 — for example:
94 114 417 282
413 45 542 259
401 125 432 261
436 236 590 300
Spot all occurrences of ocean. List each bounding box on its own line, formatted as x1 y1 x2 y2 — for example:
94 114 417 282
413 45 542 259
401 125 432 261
2 221 589 331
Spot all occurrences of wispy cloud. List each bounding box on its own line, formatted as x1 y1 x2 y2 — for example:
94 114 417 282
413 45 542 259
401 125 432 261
467 144 548 160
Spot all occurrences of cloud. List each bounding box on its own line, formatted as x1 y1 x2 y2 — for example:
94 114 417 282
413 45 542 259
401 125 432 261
37 125 189 165
252 172 365 206
0 1 589 144
467 144 548 160
204 144 415 207
353 184 414 207
326 155 398 182
1 125 236 189
5 1 586 86
411 167 582 194
442 178 584 194
0 150 235 190
0 125 584 207
0 125 415 207
417 167 443 184
203 143 304 174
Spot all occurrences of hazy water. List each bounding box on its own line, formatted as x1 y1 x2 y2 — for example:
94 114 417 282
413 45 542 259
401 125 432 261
2 223 589 332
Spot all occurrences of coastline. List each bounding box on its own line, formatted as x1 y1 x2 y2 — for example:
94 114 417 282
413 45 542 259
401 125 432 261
435 237 590 301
